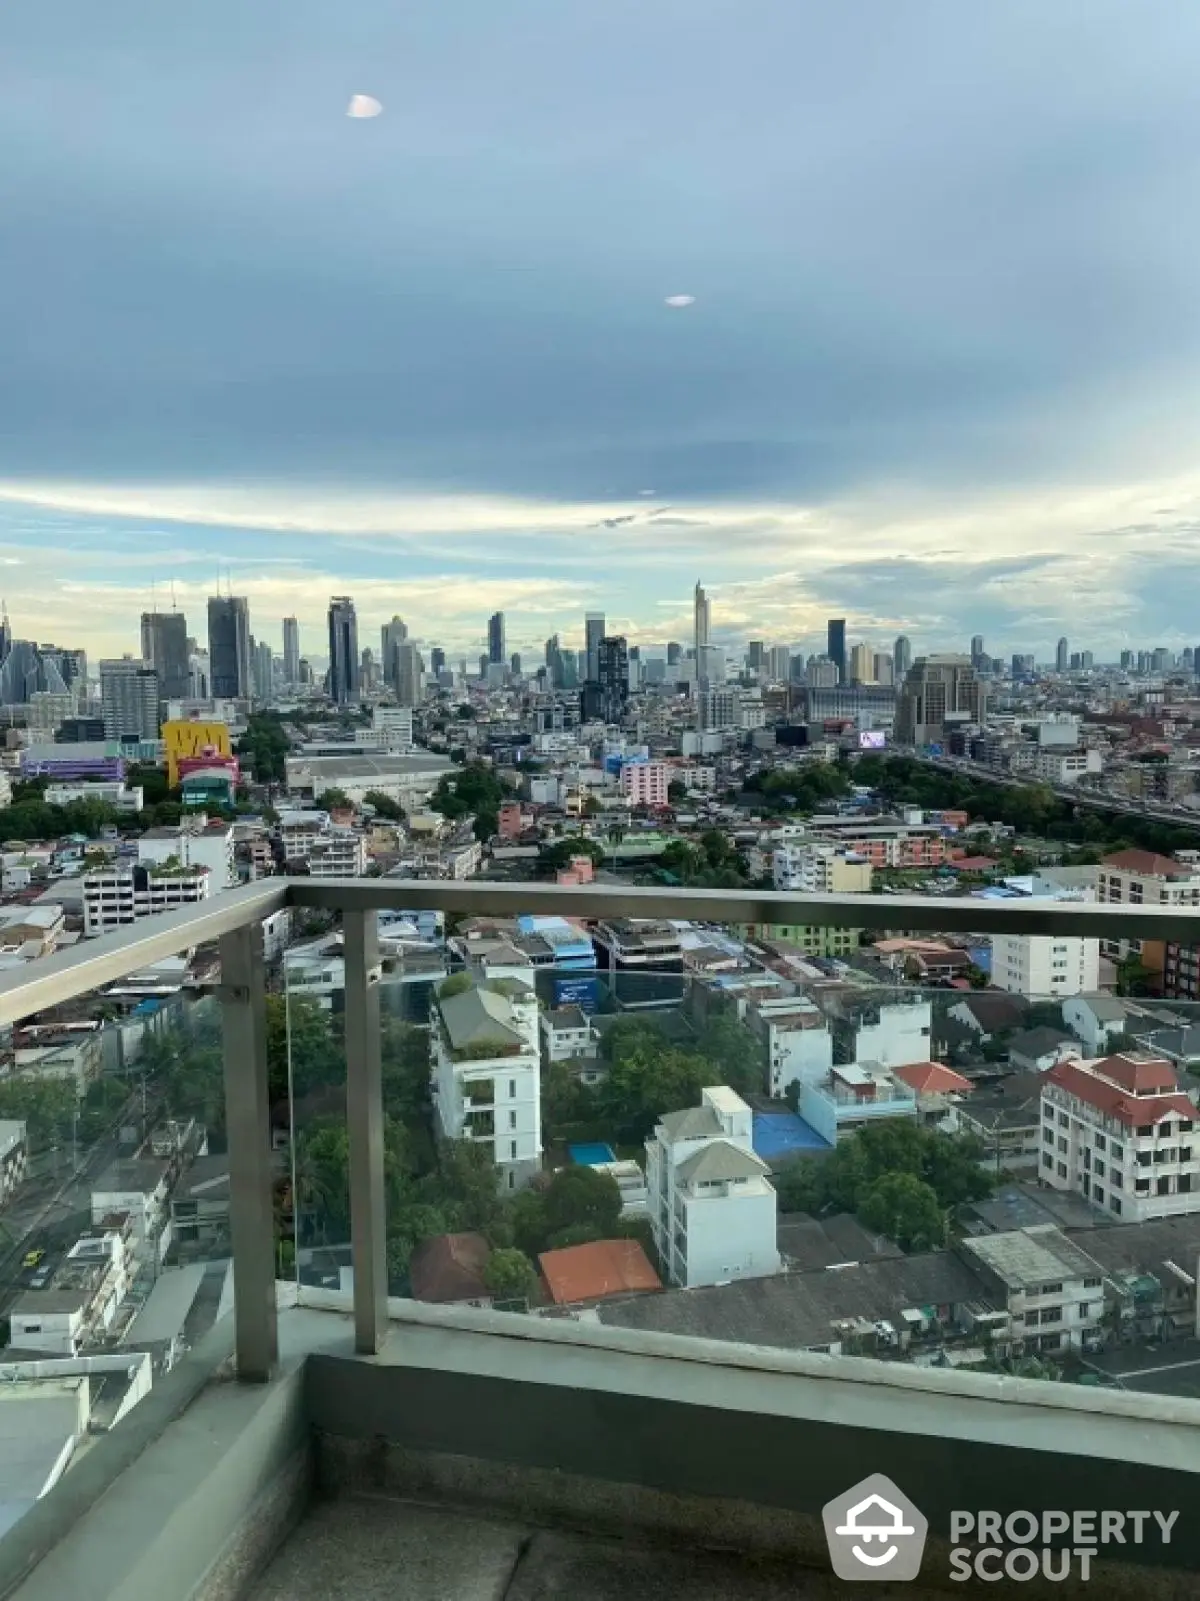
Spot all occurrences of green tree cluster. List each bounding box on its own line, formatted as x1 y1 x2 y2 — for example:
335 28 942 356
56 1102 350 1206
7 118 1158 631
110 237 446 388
854 753 1200 857
743 763 854 815
429 762 510 842
540 836 606 872
235 714 291 784
0 1078 77 1153
362 790 404 821
773 1121 993 1253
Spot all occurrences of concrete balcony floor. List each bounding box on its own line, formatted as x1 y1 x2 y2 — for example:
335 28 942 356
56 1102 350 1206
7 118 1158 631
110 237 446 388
248 1491 934 1601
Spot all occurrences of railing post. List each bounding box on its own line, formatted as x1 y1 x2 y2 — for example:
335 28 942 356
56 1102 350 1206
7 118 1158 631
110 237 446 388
344 908 387 1354
220 923 278 1382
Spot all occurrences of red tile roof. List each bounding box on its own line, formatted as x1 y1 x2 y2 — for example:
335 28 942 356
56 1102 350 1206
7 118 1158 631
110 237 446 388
1094 1052 1178 1096
539 1239 662 1306
1101 849 1192 879
895 1061 974 1096
1044 1059 1196 1129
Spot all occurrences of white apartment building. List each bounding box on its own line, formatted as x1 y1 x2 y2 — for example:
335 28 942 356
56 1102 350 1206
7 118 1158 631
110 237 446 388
44 781 145 813
772 844 873 894
139 822 237 891
646 1086 780 1289
749 996 833 1097
362 705 414 751
305 830 370 877
432 980 541 1190
991 932 1100 999
83 860 210 937
1032 747 1102 785
619 760 670 808
1040 1052 1200 1222
849 999 933 1069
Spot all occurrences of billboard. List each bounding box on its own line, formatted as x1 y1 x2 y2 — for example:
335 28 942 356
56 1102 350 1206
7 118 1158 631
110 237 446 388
163 720 233 787
858 729 887 750
554 975 601 1014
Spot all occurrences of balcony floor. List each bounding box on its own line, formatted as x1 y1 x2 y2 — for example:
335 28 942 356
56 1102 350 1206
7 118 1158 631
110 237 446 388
246 1491 939 1600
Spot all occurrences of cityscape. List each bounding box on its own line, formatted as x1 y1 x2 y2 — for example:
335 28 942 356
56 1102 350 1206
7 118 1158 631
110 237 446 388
7 0 1200 1590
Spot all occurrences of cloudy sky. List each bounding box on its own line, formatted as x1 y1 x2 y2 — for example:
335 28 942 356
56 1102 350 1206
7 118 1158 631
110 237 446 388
4 0 1200 667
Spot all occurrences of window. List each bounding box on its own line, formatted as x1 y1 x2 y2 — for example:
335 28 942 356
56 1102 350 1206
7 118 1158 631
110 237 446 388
1093 1134 1105 1152
509 1080 517 1098
1180 1174 1193 1194
1181 1121 1194 1133
1040 1306 1062 1325
1137 1151 1152 1167
1157 1176 1171 1195
1041 1282 1063 1296
1111 1196 1122 1215
1043 1127 1054 1144
1083 1276 1102 1288
1058 1136 1068 1153
1042 1153 1053 1170
1057 1161 1067 1178
1093 1187 1104 1204
1111 1170 1123 1189
510 1140 518 1159
1111 1142 1123 1160
1093 1159 1105 1177
1136 1178 1150 1194
1136 1124 1154 1137
508 1111 517 1130
1078 1303 1092 1319
1058 1112 1070 1128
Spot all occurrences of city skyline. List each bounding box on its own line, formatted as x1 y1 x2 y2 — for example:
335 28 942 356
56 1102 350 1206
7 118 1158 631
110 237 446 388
7 5 1200 658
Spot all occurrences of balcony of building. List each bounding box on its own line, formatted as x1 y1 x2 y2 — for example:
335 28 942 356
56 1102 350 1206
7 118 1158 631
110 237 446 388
2 882 1200 1599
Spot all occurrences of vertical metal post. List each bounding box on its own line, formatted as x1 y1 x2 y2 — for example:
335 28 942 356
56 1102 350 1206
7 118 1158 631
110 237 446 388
344 909 387 1354
220 923 277 1382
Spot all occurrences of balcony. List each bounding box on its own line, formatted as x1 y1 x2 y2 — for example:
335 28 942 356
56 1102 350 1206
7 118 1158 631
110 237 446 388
2 882 1200 1599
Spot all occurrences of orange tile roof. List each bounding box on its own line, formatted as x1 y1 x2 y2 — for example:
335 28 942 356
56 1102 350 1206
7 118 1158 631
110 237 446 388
894 1061 974 1096
538 1238 662 1306
1095 1052 1178 1096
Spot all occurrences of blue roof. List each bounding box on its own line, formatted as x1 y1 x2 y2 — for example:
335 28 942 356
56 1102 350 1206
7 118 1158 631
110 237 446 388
752 1111 833 1160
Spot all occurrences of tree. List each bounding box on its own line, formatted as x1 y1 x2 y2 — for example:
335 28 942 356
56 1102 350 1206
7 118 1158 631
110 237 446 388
858 1172 945 1252
234 714 291 785
484 1247 539 1305
540 1165 622 1242
438 973 473 999
363 790 404 821
316 788 353 811
540 836 606 873
667 780 687 803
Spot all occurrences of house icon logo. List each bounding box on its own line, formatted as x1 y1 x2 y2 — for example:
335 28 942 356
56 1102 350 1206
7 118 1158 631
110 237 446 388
822 1473 928 1581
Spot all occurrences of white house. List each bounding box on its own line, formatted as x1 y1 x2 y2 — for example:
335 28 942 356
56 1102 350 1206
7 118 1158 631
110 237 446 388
645 1086 780 1289
849 999 933 1069
799 1063 919 1147
1062 996 1132 1057
1040 1051 1200 1222
539 1005 597 1065
749 997 833 1097
432 980 541 1190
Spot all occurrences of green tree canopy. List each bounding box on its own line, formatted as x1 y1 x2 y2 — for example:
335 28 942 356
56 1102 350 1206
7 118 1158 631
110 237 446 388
540 836 605 872
858 1172 945 1253
362 790 404 820
483 1246 540 1305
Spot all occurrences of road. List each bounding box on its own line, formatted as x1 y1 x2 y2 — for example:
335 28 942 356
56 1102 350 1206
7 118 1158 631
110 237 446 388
0 1093 152 1316
912 754 1200 834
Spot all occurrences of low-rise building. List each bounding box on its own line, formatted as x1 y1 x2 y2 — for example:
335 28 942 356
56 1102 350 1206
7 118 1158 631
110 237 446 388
772 844 872 894
618 760 671 809
538 1005 596 1065
646 1086 780 1290
957 1226 1107 1359
0 1118 28 1204
8 1227 132 1356
747 996 833 1098
432 980 541 1190
1041 1051 1200 1221
82 859 210 938
1061 996 1133 1056
799 1062 919 1146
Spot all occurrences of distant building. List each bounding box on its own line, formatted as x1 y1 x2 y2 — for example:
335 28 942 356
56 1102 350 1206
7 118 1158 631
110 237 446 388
139 611 190 702
99 659 160 741
646 1087 780 1289
893 635 912 680
772 844 872 895
282 616 301 685
826 618 846 683
487 611 506 666
327 596 360 705
894 654 987 746
1098 848 1200 978
991 932 1100 1000
619 760 670 808
207 596 252 699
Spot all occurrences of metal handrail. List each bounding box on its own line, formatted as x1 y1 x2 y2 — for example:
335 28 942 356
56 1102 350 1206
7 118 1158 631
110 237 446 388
3 874 1196 1382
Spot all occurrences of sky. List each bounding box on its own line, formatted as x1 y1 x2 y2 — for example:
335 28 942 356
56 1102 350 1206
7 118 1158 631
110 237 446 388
5 1 1200 668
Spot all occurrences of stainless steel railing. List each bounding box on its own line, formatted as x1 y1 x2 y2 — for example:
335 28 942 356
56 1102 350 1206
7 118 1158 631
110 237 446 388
1 876 1197 1379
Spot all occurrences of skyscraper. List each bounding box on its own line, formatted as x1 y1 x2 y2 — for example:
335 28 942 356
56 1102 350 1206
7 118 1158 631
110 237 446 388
282 617 301 685
895 656 987 746
430 647 446 677
396 642 424 706
488 611 506 665
140 611 190 702
767 645 791 683
827 619 847 684
327 596 360 705
207 596 252 699
666 641 682 667
590 635 630 721
694 582 711 654
848 643 873 684
100 658 161 740
254 640 274 701
747 640 766 672
893 635 912 681
585 613 605 683
1056 637 1069 673
381 617 408 694
970 634 985 664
